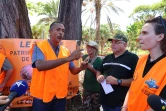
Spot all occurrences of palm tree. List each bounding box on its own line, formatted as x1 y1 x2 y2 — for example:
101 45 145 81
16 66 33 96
37 0 60 25
27 0 60 39
82 0 127 42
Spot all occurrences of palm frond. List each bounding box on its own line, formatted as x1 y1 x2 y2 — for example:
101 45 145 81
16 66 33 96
107 16 114 34
102 5 112 16
83 14 91 26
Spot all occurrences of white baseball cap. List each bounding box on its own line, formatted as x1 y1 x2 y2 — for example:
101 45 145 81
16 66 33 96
86 41 98 50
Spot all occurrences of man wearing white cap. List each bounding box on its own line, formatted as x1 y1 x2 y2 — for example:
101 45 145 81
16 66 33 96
82 41 103 111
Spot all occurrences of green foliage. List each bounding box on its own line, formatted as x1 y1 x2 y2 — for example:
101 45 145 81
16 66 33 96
129 0 166 22
131 5 151 15
31 24 49 39
27 0 60 39
37 0 59 25
126 21 142 53
126 0 166 54
82 27 95 42
26 1 39 16
100 24 112 40
82 24 122 43
27 0 59 25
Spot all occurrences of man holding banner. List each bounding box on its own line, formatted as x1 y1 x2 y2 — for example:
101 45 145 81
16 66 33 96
0 53 13 95
30 22 87 111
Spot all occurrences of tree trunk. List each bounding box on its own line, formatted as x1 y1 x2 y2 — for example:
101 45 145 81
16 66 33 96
95 0 101 43
58 0 83 110
58 0 83 45
0 0 32 38
0 0 32 110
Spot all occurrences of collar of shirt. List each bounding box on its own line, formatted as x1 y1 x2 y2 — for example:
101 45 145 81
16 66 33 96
147 53 166 64
112 50 128 58
48 39 60 56
143 53 166 77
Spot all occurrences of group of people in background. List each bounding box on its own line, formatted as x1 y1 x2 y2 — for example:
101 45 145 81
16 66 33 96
0 16 166 111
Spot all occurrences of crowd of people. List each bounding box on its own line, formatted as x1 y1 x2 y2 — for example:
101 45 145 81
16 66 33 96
0 16 166 111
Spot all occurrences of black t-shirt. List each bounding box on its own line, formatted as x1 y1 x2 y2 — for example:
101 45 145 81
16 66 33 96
100 50 138 108
143 54 166 99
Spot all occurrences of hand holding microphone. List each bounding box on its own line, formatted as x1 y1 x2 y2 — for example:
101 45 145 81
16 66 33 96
0 80 28 111
0 96 10 111
147 94 166 111
0 96 9 105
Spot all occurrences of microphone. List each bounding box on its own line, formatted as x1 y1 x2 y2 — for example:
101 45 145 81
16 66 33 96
0 80 28 111
147 94 166 111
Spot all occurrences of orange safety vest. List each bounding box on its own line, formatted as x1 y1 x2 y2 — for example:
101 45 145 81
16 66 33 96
30 40 70 102
0 53 6 84
128 55 166 111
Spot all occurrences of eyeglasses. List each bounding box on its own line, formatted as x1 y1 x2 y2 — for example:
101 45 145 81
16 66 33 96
158 16 166 34
110 41 125 44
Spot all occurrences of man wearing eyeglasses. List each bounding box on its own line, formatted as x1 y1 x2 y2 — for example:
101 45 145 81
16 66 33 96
97 33 138 111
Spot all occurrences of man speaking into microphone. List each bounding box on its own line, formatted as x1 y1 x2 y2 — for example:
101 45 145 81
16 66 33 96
30 22 88 111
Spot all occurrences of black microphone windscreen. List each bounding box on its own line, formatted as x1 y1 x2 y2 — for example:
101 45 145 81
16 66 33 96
147 94 166 111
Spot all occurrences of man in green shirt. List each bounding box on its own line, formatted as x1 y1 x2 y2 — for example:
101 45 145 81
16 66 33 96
82 41 103 111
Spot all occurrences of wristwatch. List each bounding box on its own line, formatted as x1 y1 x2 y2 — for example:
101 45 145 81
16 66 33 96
117 79 122 85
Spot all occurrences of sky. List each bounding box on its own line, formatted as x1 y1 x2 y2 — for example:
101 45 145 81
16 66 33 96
28 0 162 31
110 0 161 30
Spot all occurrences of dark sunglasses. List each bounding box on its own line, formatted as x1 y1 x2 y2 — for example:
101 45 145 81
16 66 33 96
158 16 166 34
